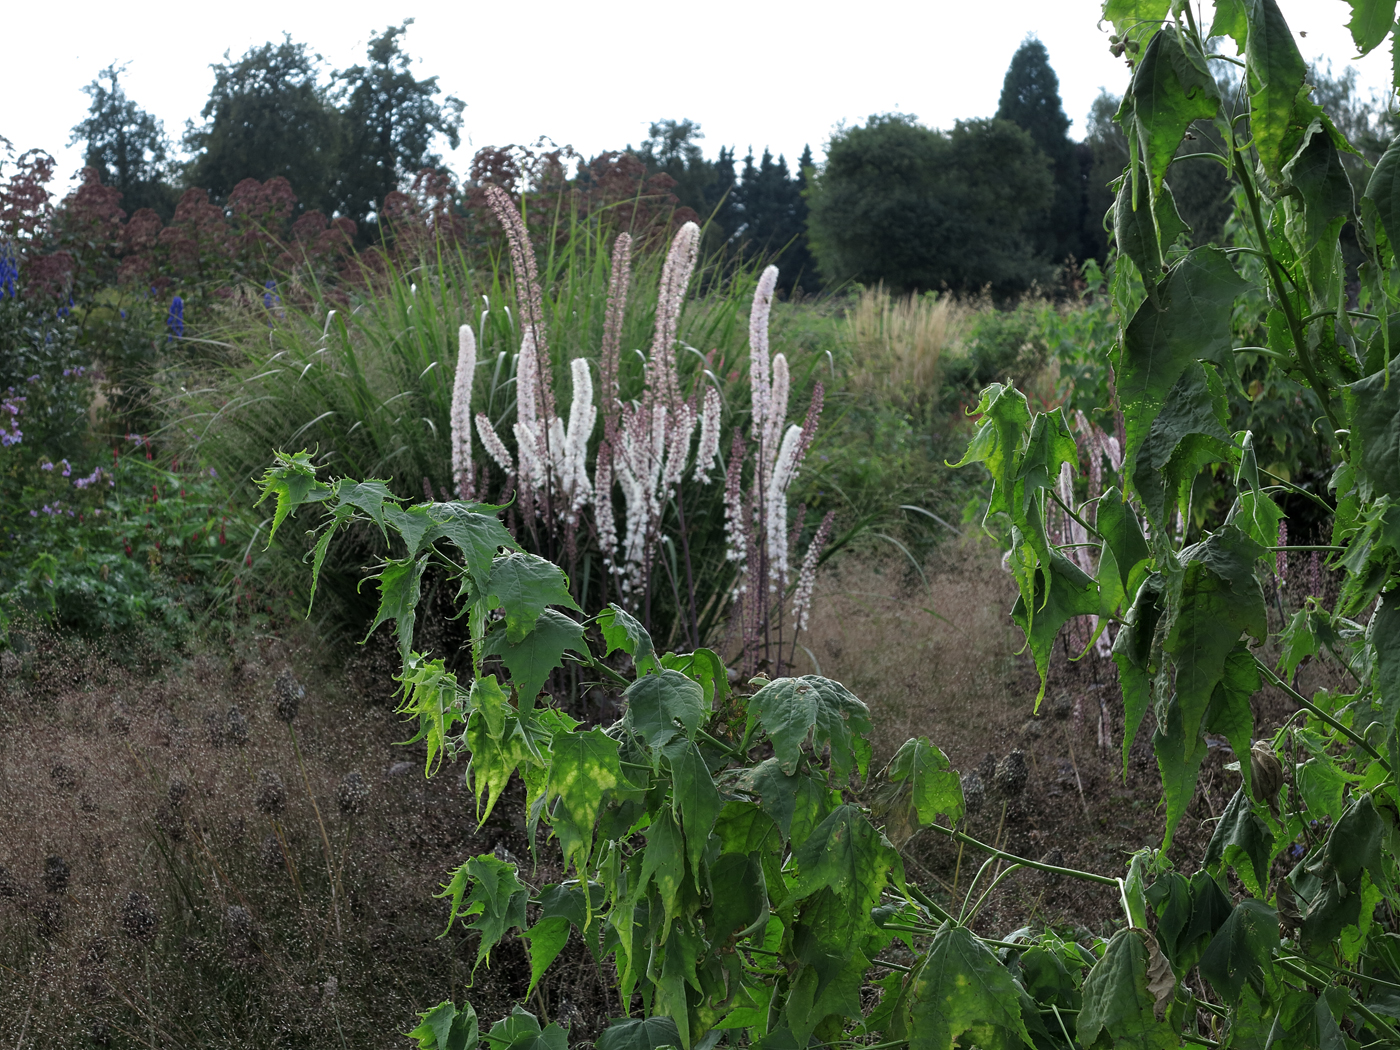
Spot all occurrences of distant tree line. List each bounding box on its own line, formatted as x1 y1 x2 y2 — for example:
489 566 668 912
64 28 1394 296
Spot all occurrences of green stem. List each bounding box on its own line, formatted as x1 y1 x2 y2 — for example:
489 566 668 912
1268 545 1344 552
1049 491 1104 541
907 883 955 924
964 864 1023 927
923 823 1118 886
1278 959 1400 1045
1255 658 1389 771
1258 468 1334 514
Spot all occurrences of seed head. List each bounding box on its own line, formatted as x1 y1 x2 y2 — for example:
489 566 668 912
259 833 285 870
154 803 184 841
121 891 157 942
960 772 986 818
167 777 189 807
0 866 16 897
976 752 998 784
36 897 63 938
256 770 287 816
272 670 303 724
337 771 369 816
226 904 256 945
42 855 70 894
50 761 78 790
993 750 1029 799
226 705 249 747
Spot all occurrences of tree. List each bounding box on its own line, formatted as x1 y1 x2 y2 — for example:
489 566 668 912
184 37 343 214
334 21 464 235
995 38 1084 264
633 119 738 249
733 147 815 292
807 113 1053 294
69 65 175 219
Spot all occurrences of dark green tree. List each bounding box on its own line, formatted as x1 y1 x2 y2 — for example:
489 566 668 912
995 38 1084 264
69 65 176 218
334 21 464 234
633 119 738 248
807 113 1053 294
184 36 343 213
733 147 815 291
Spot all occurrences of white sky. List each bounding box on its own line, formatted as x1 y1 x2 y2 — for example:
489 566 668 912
4 0 1393 193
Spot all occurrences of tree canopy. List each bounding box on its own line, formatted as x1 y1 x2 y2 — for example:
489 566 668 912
69 65 175 219
807 113 1053 294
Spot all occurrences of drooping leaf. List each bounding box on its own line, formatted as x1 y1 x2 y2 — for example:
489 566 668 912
1346 0 1399 57
1098 487 1151 600
1209 0 1248 51
1011 551 1101 708
1114 575 1165 776
704 852 767 942
489 553 582 643
523 918 570 996
670 740 722 883
438 854 528 971
1373 595 1400 759
409 1001 480 1050
950 383 1032 525
712 800 782 857
397 656 467 775
623 669 706 750
465 714 539 824
729 758 834 847
1204 787 1274 896
1245 0 1317 179
1145 872 1192 967
785 805 902 923
1131 361 1233 529
308 503 354 612
1078 929 1178 1050
482 609 587 705
1344 366 1400 502
1198 899 1279 1005
1283 120 1355 256
1118 247 1247 478
334 478 396 539
907 922 1034 1050
363 555 430 664
419 501 518 579
1116 25 1218 201
597 604 661 675
748 675 873 780
636 806 685 930
486 1006 568 1050
1114 163 1190 288
1202 642 1261 800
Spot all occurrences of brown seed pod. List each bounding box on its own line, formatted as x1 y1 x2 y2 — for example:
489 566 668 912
259 834 285 871
960 772 986 818
256 770 287 816
167 777 189 807
121 891 157 943
1250 742 1284 815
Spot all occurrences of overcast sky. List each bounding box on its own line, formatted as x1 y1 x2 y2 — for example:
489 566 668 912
5 0 1393 192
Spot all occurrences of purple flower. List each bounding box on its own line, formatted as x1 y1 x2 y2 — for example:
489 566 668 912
167 296 184 339
40 459 54 471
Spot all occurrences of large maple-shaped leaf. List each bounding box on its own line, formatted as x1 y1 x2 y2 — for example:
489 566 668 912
482 609 587 704
595 1017 682 1050
748 675 872 780
545 727 622 872
623 669 706 750
488 553 581 643
363 554 429 662
785 805 901 920
256 450 330 546
437 854 527 971
908 922 1034 1050
1011 552 1100 708
872 737 964 846
597 604 660 675
418 501 518 580
1199 899 1278 1006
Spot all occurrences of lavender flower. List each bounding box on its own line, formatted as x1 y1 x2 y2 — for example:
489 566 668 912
475 413 515 474
649 222 700 410
600 234 632 447
694 388 722 483
451 325 477 500
749 266 778 440
791 510 836 631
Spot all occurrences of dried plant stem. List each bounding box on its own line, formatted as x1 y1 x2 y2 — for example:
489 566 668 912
289 723 342 937
1063 726 1092 819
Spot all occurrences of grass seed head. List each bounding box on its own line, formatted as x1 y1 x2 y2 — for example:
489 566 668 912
337 770 369 816
226 705 249 746
272 670 303 723
259 833 285 870
256 770 287 815
121 891 157 942
42 854 70 894
960 772 986 817
993 750 1028 799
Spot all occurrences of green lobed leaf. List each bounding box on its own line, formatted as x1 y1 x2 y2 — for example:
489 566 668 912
623 669 706 750
1198 899 1278 1005
595 1017 682 1050
1203 642 1261 800
546 727 623 873
334 478 395 539
727 758 835 845
416 501 518 580
1209 0 1248 51
871 737 965 846
1118 247 1247 482
1114 163 1190 288
950 382 1032 526
906 922 1034 1050
1077 929 1178 1050
1116 26 1218 202
597 604 661 675
489 553 582 643
1130 361 1233 530
438 854 528 971
1114 575 1165 777
1374 595 1400 762
523 917 570 996
1365 133 1400 254
486 1007 568 1050
482 609 588 705
1282 120 1355 256
637 807 686 932
1344 366 1400 503
1011 552 1100 708
752 675 875 781
785 805 902 928
397 656 467 776
408 1001 480 1050
1098 487 1151 602
255 450 330 547
1347 0 1399 57
363 554 429 665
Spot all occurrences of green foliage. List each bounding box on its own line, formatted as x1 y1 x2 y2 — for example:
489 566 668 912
806 113 1055 294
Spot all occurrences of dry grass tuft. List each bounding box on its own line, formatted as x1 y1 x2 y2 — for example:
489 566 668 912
843 285 976 410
